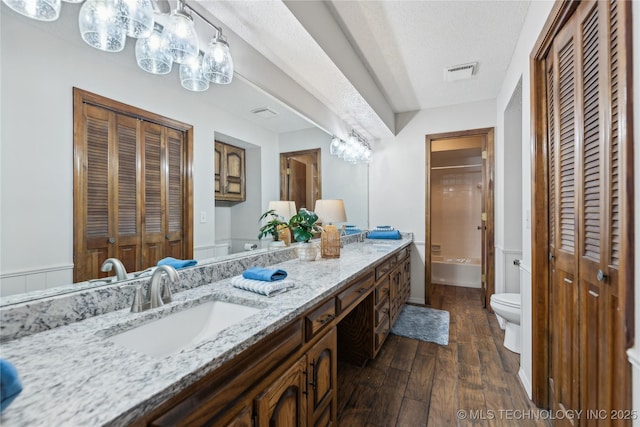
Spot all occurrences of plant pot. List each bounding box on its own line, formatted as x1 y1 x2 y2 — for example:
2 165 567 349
297 242 317 261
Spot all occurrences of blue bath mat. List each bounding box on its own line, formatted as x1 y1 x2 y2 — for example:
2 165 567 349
391 305 450 346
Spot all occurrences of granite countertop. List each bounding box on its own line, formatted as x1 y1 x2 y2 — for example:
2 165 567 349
0 237 412 427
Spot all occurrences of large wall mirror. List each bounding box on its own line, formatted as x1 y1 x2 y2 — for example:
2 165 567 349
0 5 369 303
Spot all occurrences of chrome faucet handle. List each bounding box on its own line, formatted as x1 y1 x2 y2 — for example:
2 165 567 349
148 265 179 309
101 258 128 282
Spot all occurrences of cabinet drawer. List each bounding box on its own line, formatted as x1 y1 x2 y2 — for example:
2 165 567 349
375 259 392 281
375 299 390 327
395 247 408 262
336 272 374 314
375 318 390 351
374 277 391 305
305 299 336 341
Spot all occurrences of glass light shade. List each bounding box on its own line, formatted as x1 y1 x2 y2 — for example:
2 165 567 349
180 55 209 92
136 26 172 74
79 0 126 52
3 0 61 21
62 0 83 3
335 139 347 158
329 137 341 156
162 9 198 64
116 0 154 38
202 36 234 84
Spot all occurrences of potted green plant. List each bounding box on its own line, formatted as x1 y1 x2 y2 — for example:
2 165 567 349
258 209 288 248
288 208 323 261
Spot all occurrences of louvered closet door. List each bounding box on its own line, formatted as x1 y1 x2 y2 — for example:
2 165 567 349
77 104 113 282
141 121 166 265
546 1 631 425
165 127 185 259
577 1 629 423
114 114 141 274
548 13 580 425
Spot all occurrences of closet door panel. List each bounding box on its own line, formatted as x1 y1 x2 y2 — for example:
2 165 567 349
548 15 580 424
141 122 166 266
115 114 141 273
165 128 185 259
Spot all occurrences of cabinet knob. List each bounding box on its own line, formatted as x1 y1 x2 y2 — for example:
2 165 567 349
108 237 115 244
596 269 607 282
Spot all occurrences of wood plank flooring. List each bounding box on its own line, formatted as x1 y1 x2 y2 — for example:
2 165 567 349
337 284 550 426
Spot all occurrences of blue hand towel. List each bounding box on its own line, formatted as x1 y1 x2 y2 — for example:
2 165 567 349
367 230 401 240
242 267 288 281
0 359 22 413
157 257 197 270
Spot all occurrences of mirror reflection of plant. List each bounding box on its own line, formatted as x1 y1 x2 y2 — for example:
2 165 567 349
258 209 288 241
289 209 323 243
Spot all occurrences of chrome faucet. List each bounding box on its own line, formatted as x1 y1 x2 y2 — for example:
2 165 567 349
101 258 128 282
130 265 179 312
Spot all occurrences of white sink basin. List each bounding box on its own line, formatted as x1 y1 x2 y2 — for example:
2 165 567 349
107 301 261 358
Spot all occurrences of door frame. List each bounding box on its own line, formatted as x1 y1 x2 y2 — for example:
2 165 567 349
530 0 635 408
424 128 495 307
279 148 322 211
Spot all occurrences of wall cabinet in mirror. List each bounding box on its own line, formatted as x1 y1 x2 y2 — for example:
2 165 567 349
215 141 246 202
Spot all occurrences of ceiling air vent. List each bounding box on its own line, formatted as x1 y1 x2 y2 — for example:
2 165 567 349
444 62 477 82
250 107 279 119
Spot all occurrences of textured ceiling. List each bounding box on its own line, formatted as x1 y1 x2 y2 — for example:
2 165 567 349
201 0 531 139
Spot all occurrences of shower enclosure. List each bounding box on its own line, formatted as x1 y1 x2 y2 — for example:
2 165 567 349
425 129 495 306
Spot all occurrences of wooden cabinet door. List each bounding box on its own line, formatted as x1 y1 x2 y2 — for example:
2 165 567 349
255 355 308 427
215 141 246 202
546 1 631 424
307 328 337 427
141 121 166 266
165 127 186 260
224 405 253 427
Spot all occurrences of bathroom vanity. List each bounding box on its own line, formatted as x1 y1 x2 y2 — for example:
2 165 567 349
0 235 412 426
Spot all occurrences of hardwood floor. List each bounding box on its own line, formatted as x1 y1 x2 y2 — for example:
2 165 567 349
337 284 549 426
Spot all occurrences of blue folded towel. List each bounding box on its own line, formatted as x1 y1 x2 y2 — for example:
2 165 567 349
242 267 288 281
0 359 22 413
367 230 401 240
344 228 362 235
157 257 197 270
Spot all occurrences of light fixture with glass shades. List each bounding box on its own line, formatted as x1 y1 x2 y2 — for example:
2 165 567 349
202 32 234 84
2 0 61 21
180 52 209 92
3 0 234 91
314 199 347 258
329 130 372 165
162 0 198 64
78 0 127 52
135 23 172 74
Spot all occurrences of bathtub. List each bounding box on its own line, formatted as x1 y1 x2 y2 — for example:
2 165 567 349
431 256 481 288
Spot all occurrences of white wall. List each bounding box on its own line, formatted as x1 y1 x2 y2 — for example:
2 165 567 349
370 99 496 304
0 6 280 294
494 0 555 399
279 127 369 229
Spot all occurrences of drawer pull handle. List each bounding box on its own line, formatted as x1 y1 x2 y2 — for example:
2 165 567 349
357 287 367 293
318 314 335 325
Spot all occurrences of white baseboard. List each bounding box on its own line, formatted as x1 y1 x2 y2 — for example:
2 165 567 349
518 367 533 399
408 296 424 305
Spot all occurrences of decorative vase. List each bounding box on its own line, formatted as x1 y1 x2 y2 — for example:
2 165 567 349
297 242 317 261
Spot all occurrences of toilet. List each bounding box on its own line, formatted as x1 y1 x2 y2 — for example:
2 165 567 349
490 293 521 354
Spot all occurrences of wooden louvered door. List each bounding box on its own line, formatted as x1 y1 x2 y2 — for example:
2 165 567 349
74 89 193 283
545 1 632 424
75 104 141 282
547 16 579 425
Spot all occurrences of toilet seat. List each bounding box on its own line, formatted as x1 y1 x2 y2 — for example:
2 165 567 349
491 293 520 309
